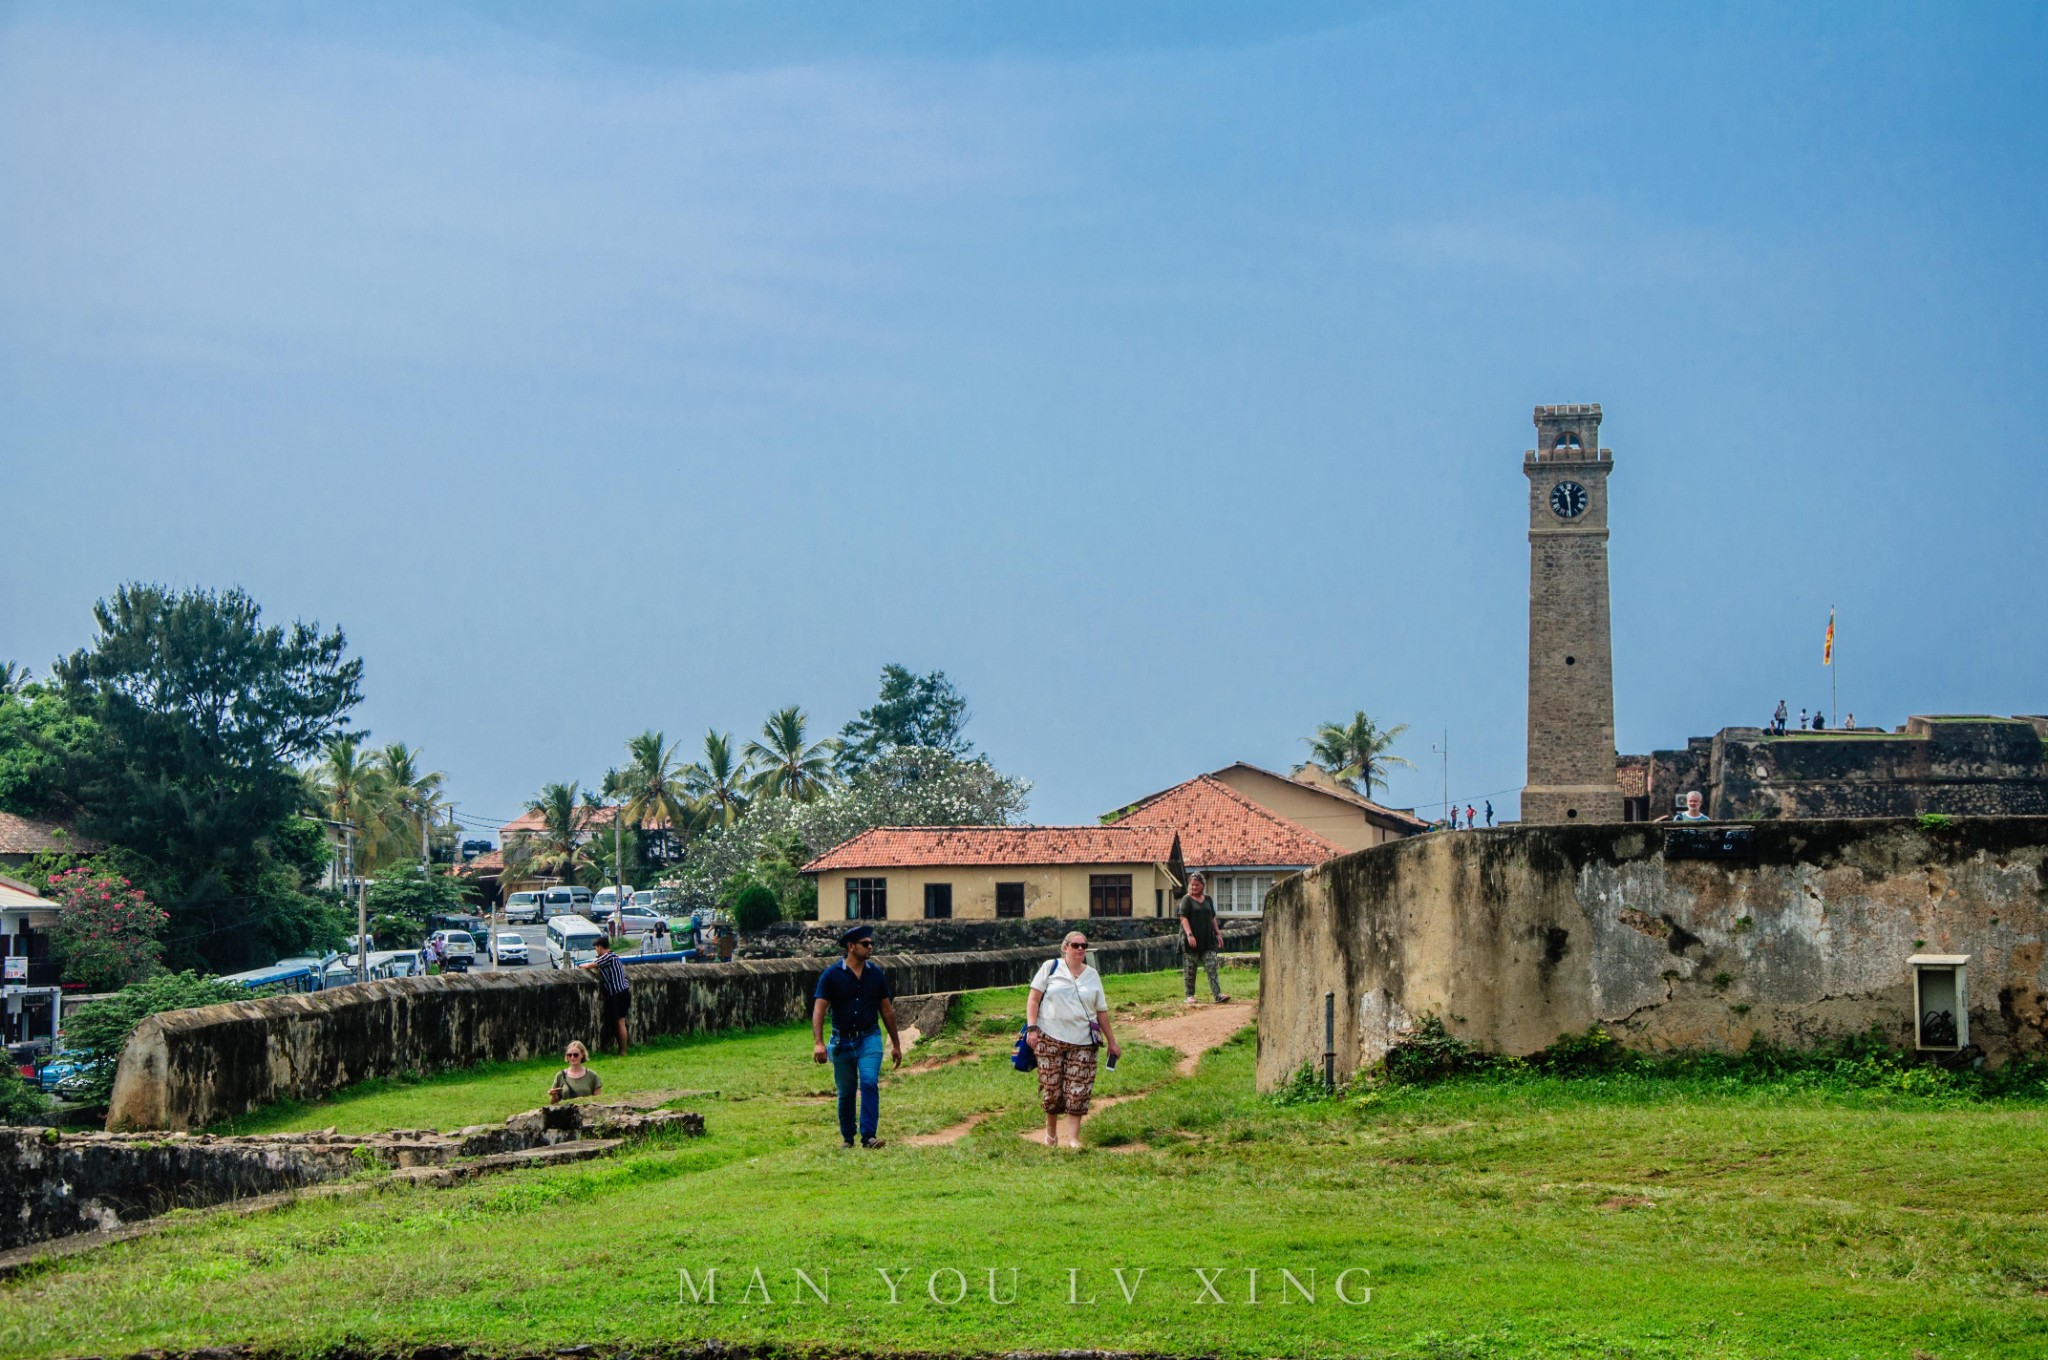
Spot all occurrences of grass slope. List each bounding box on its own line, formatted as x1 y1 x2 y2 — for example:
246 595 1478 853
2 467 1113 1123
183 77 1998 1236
3 970 2046 1359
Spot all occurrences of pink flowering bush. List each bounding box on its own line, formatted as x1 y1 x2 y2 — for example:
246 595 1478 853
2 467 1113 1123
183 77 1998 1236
47 867 168 992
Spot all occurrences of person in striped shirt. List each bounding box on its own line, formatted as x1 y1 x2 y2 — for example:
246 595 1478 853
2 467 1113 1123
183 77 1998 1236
581 936 633 1056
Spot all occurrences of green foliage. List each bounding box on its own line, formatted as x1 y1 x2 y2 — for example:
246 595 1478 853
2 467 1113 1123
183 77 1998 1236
0 1064 51 1125
672 748 1030 910
743 705 838 801
1266 1060 1338 1105
362 863 468 927
1380 1013 1495 1083
44 866 168 991
1918 811 1955 830
835 664 972 775
723 878 782 932
61 971 251 1105
367 913 421 951
0 681 97 818
52 584 363 972
1304 709 1413 796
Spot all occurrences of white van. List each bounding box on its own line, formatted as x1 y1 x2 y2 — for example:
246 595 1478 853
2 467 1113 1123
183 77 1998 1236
541 886 593 922
545 914 607 970
591 884 636 920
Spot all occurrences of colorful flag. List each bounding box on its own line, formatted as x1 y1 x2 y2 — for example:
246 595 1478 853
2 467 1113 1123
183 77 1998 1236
1822 609 1835 666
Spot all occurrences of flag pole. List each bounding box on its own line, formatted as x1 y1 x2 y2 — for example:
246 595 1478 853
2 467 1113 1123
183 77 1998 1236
1830 605 1837 727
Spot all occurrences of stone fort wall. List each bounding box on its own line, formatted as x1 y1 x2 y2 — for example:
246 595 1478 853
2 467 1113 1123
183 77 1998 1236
107 929 1256 1132
1639 716 2048 820
1255 816 2048 1090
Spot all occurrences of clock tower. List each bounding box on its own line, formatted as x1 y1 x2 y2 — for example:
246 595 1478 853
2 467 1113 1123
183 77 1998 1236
1522 403 1624 825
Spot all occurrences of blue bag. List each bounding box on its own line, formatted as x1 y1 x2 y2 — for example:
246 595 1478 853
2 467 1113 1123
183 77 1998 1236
1011 1022 1038 1072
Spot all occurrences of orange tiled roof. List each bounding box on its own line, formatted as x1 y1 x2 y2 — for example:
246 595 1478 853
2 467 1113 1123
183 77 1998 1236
0 811 99 857
458 849 505 874
1110 774 1343 869
802 825 1180 875
499 804 672 838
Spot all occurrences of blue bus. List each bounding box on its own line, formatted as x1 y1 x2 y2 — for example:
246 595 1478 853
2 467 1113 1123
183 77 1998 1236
219 961 326 994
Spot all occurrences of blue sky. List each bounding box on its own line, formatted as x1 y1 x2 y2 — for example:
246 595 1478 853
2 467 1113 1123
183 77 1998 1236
4 2 2044 838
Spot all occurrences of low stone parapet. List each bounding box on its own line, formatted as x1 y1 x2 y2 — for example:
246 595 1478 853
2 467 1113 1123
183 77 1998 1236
108 928 1256 1132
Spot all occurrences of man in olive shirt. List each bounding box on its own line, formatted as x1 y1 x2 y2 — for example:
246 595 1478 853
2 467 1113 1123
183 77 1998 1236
1177 873 1228 1005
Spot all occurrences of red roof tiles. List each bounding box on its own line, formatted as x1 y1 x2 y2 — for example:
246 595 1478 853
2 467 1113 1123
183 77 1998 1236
1110 774 1342 869
0 812 99 857
802 825 1181 875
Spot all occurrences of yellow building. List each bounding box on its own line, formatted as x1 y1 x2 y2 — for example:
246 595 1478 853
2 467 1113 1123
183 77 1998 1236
803 825 1185 924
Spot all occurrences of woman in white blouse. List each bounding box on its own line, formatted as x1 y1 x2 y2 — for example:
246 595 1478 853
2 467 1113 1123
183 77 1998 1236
1025 931 1122 1149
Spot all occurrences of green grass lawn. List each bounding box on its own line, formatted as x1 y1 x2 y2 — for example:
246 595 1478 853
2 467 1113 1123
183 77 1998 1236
4 969 2046 1359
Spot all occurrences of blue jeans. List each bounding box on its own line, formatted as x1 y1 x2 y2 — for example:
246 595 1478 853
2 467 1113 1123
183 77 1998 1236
831 1030 884 1143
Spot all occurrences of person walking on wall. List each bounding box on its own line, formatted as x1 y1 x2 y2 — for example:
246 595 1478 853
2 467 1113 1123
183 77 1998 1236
1025 932 1121 1150
581 936 632 1057
1484 800 1494 827
811 924 902 1149
1465 804 1477 829
549 1041 601 1104
1177 873 1229 1005
1773 699 1789 735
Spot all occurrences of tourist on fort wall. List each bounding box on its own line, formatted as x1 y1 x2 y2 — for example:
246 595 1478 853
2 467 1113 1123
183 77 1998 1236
1800 708 1809 731
810 923 902 1149
581 936 632 1057
549 1041 601 1104
1673 791 1709 822
1026 931 1121 1150
1176 873 1229 1005
1773 699 1789 735
1812 708 1827 731
1484 800 1494 827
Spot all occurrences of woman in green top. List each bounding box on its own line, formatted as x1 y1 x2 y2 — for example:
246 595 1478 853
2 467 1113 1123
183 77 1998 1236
550 1042 602 1103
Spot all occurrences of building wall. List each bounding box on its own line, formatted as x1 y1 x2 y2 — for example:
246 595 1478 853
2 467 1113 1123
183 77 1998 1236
1212 766 1399 854
1255 816 2048 1091
810 862 1177 923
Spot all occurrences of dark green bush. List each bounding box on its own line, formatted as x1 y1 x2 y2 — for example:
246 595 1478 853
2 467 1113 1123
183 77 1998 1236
1382 1014 1496 1083
0 1065 50 1125
60 971 250 1105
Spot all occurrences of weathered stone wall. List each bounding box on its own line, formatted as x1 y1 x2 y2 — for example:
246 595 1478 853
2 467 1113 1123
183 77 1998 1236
111 931 1255 1132
1642 717 2048 821
1255 817 2048 1090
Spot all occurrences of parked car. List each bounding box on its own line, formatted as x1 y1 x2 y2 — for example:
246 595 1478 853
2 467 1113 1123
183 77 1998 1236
36 1048 100 1099
367 950 419 980
504 891 543 925
493 931 529 965
614 905 663 937
427 929 477 970
591 885 636 921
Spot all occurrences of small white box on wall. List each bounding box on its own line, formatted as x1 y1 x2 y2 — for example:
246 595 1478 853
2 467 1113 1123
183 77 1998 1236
1908 955 1970 1051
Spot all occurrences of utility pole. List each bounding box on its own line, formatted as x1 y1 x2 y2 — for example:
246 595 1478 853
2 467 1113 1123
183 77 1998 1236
613 804 624 940
1432 728 1450 826
420 806 430 875
343 822 366 984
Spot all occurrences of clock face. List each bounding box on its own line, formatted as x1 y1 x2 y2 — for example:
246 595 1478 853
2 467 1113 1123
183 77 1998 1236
1549 481 1588 519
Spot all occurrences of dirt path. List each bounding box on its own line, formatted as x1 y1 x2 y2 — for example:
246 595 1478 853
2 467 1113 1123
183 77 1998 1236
904 1111 992 1146
1129 1000 1257 1075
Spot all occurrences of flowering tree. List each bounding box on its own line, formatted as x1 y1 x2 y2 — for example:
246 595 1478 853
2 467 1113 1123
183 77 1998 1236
47 867 168 991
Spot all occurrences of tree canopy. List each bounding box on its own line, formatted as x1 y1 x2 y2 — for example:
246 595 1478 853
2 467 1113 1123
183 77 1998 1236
836 665 972 774
1304 710 1413 797
51 584 363 971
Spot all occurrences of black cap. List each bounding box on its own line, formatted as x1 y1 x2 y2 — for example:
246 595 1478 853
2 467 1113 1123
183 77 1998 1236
838 924 875 946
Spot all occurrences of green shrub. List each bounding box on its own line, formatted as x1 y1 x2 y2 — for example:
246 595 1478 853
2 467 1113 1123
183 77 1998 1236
727 881 782 932
1918 812 1954 830
60 971 251 1105
0 1065 50 1124
1533 1024 1627 1075
1382 1014 1496 1084
1268 1060 1336 1105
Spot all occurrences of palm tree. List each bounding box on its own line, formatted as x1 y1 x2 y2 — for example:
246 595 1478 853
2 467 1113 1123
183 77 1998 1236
377 742 446 864
744 706 837 802
0 661 31 696
506 781 590 885
683 731 752 829
1305 711 1414 798
314 732 399 871
613 730 693 860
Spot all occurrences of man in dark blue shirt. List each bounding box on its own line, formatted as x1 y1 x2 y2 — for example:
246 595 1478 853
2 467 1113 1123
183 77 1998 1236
811 924 902 1148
